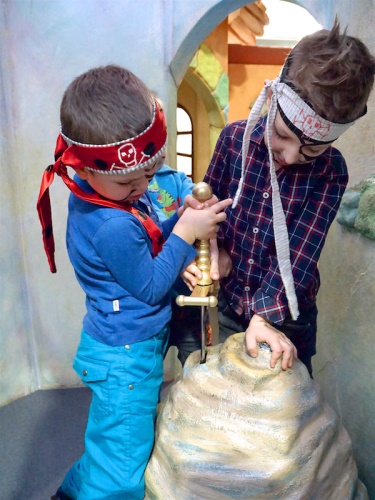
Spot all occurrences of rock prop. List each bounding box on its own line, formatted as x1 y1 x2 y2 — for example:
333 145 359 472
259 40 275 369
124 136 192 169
145 333 368 499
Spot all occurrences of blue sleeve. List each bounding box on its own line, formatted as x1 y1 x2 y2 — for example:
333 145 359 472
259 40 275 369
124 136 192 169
161 211 179 238
92 213 197 306
149 166 194 223
176 172 194 202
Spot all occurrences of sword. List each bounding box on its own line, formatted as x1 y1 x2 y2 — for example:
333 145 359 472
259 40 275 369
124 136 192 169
176 182 218 363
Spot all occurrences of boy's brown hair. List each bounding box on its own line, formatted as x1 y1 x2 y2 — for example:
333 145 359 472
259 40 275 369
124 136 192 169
286 19 375 123
60 65 154 144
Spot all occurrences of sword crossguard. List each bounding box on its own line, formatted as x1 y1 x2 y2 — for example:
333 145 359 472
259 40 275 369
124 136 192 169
176 295 218 308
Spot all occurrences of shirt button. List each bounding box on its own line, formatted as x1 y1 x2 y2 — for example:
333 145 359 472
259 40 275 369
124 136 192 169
82 370 88 377
244 286 250 292
263 192 270 199
253 227 259 234
248 258 254 264
125 345 130 350
129 384 134 390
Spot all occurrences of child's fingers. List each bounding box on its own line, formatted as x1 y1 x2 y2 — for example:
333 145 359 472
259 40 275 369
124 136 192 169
269 338 297 370
209 239 220 281
269 345 283 369
211 198 232 213
182 263 202 284
185 262 202 277
202 195 219 208
245 314 297 371
181 272 196 290
183 194 204 210
245 330 259 358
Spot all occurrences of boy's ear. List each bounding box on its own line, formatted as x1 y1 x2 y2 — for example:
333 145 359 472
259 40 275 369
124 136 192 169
74 169 89 180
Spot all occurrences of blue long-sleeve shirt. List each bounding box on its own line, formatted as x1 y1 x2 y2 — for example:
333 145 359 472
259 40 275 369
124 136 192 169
66 176 197 345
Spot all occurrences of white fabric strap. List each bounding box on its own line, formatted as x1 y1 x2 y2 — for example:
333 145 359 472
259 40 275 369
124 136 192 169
233 76 300 319
266 89 299 320
232 85 268 209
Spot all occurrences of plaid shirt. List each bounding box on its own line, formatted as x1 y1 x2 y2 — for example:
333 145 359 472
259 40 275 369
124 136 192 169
204 117 348 325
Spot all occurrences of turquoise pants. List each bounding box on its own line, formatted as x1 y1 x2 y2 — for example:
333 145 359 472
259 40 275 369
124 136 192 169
61 327 168 500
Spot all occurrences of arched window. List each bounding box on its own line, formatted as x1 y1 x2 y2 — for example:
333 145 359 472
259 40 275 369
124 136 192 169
176 105 193 178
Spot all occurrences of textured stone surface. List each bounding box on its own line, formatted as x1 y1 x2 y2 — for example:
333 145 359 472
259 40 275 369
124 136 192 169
314 222 375 496
354 177 375 240
146 334 368 499
337 176 375 240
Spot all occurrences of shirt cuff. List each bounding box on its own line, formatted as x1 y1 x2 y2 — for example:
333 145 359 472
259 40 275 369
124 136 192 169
249 290 289 325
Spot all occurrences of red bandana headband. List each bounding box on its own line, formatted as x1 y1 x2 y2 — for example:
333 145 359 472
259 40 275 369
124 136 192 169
37 100 167 273
59 101 167 174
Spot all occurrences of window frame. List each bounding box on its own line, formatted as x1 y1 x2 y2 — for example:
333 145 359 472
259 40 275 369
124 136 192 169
176 104 194 179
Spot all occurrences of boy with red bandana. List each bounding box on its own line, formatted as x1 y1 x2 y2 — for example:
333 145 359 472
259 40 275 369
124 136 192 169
204 20 375 377
37 65 231 500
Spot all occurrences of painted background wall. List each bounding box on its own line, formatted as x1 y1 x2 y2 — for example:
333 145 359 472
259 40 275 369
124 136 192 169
229 63 281 121
0 0 243 403
0 0 374 494
308 1 375 491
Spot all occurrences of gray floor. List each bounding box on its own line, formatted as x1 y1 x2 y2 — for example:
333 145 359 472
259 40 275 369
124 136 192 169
0 384 172 500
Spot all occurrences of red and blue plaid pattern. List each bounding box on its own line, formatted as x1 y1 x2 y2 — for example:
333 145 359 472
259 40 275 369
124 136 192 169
204 117 348 325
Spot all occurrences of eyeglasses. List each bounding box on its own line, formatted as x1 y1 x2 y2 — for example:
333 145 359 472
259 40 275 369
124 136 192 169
299 136 333 161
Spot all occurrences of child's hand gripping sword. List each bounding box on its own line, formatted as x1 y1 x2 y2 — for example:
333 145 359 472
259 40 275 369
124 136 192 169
176 182 218 363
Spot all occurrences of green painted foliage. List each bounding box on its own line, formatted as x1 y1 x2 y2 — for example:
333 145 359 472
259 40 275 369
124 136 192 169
337 176 375 240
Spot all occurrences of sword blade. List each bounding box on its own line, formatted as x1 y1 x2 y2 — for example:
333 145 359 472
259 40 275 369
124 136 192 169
200 305 207 363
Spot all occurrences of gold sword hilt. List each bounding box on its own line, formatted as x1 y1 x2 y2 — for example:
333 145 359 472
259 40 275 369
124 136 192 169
190 182 215 298
176 182 217 364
